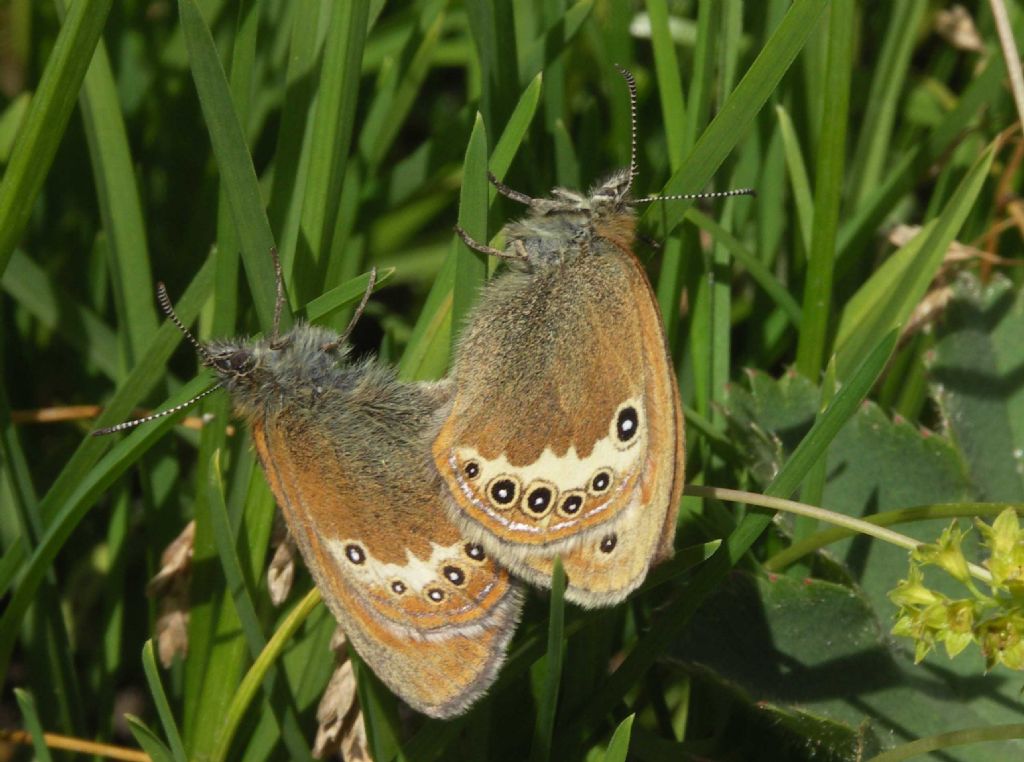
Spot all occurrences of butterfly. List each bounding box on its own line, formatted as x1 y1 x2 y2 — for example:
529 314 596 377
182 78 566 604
99 262 522 718
434 67 752 607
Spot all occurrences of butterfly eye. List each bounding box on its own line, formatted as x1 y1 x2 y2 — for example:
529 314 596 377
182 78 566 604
521 481 557 518
599 534 617 553
344 543 366 565
390 580 406 595
463 460 481 480
556 491 586 518
464 543 486 562
487 476 521 508
443 565 466 585
427 588 445 603
588 469 613 496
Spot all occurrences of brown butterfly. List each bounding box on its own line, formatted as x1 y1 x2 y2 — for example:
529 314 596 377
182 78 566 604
98 261 522 718
434 67 752 607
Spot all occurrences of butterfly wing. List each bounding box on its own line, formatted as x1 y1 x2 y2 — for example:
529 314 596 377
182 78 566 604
514 314 683 607
251 369 521 718
434 240 683 606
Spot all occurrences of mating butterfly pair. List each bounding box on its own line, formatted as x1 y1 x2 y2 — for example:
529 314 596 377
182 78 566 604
101 68 750 718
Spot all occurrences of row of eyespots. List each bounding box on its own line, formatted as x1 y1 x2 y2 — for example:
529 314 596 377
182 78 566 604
460 462 615 519
343 542 487 603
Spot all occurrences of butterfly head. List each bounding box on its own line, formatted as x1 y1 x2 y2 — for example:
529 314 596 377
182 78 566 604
202 326 351 417
205 342 258 381
587 168 635 212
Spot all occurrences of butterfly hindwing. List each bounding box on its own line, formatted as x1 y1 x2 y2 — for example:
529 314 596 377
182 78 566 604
221 328 522 718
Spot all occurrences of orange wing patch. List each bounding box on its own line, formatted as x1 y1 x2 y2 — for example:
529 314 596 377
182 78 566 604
253 416 521 718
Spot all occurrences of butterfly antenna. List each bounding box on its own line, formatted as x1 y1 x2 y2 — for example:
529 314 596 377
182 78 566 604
337 267 378 347
156 283 215 366
91 385 222 436
93 284 222 436
633 187 757 204
487 171 535 206
614 64 640 193
270 246 285 343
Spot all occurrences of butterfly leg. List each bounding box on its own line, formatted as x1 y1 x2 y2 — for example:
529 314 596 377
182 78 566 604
322 267 378 353
487 172 535 206
269 246 287 346
453 225 526 263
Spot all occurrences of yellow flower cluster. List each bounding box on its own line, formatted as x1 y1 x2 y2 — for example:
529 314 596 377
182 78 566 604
889 509 1024 670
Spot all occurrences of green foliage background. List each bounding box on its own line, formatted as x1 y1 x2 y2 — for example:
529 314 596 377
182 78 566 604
1 0 1023 760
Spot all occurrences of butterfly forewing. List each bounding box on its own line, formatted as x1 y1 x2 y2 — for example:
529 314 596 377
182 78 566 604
434 227 684 607
514 249 684 606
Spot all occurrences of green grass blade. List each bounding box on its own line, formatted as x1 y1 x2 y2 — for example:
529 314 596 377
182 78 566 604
794 0 854 378
836 50 1008 263
210 0 259 342
14 689 53 762
865 723 1024 762
61 0 158 359
142 640 188 762
834 141 996 379
0 0 113 275
399 75 541 381
451 112 490 345
645 0 687 170
211 589 321 762
775 105 813 254
126 715 177 762
0 93 30 161
397 254 455 381
296 0 370 300
847 1 927 209
266 0 323 276
685 208 801 326
0 537 27 598
490 71 543 181
302 268 394 323
352 651 404 762
464 0 519 129
604 714 635 762
31 254 214 529
518 0 593 86
2 249 120 379
640 0 829 237
179 0 279 331
206 450 312 762
531 559 567 762
362 2 445 170
0 374 213 685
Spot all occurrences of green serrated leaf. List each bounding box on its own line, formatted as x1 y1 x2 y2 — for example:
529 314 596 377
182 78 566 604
671 572 1023 759
930 273 1024 502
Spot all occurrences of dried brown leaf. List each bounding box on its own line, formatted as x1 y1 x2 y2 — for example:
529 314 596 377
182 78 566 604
267 533 297 606
147 521 195 667
935 4 985 52
313 628 372 761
